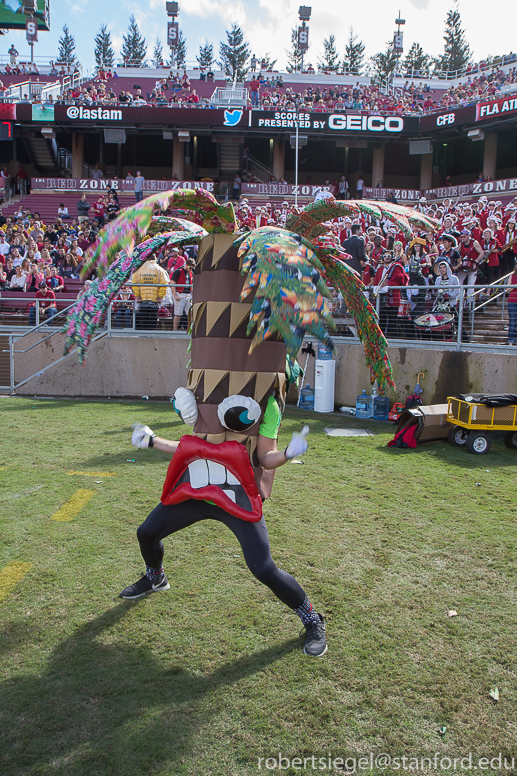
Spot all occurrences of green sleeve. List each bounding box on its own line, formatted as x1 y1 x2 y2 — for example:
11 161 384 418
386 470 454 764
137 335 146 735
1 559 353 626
258 395 281 440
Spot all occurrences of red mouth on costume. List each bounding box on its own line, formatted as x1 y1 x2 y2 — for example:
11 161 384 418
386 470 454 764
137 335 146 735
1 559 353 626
161 435 262 522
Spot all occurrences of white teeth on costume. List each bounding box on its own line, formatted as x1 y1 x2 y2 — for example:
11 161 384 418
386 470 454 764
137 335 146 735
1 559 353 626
187 460 242 490
226 470 240 486
207 460 226 484
188 460 209 488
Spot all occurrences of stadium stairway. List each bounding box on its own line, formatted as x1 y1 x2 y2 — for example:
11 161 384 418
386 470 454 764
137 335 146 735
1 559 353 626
469 301 509 345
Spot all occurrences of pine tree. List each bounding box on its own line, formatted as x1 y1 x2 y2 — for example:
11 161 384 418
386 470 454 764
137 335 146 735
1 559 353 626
257 54 277 70
286 27 303 73
94 24 115 69
121 15 147 67
219 24 250 82
319 35 339 72
197 40 214 69
152 39 164 68
58 25 77 66
342 27 365 75
175 30 187 70
371 41 399 82
439 1 471 73
402 42 430 75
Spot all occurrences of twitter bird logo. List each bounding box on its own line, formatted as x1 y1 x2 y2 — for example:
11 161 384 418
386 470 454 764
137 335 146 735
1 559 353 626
224 109 243 127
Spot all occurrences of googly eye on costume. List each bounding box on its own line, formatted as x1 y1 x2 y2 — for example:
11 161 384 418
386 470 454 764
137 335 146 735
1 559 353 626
173 387 199 426
217 395 261 432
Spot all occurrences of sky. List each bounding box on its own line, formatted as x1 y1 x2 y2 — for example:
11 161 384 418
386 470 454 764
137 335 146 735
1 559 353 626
1 0 514 76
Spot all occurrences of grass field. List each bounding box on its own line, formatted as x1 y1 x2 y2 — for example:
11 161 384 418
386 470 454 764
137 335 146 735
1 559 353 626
1 397 517 776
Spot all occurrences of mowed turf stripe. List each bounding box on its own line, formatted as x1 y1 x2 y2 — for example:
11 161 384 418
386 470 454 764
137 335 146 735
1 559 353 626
67 471 116 477
0 562 32 602
51 489 95 522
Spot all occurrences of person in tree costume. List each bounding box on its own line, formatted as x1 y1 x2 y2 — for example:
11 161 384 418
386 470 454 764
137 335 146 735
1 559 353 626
64 189 436 657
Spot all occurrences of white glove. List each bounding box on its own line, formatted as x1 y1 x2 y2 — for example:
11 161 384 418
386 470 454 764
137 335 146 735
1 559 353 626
131 422 156 449
285 426 309 459
173 387 198 426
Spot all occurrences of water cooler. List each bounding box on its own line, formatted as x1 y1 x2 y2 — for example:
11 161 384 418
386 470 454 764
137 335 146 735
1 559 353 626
314 359 335 413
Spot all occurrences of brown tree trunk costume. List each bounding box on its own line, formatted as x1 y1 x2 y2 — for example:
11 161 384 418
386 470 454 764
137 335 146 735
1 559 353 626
186 233 286 501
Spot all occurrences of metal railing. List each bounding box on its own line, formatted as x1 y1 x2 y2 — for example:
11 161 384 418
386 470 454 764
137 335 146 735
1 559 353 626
0 299 102 393
354 279 517 350
210 87 248 107
391 55 517 84
242 153 272 184
2 277 516 394
2 71 82 103
0 282 194 393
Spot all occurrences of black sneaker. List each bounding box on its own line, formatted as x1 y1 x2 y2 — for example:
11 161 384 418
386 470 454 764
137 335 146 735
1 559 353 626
119 573 170 599
302 613 327 657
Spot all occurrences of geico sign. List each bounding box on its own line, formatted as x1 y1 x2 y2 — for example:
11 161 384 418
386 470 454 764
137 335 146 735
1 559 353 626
66 106 123 121
328 114 404 132
436 113 456 126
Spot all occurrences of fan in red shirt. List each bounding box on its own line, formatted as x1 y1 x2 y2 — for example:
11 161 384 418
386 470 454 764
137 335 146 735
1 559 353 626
368 234 385 267
486 217 505 248
46 266 64 292
250 77 260 107
167 247 187 273
482 228 502 286
373 251 407 337
457 229 484 288
29 282 57 326
466 218 483 244
90 197 106 227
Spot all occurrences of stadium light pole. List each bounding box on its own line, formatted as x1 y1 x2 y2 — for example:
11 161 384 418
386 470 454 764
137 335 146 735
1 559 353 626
295 111 299 207
298 6 311 73
166 2 180 68
23 1 38 64
291 97 307 208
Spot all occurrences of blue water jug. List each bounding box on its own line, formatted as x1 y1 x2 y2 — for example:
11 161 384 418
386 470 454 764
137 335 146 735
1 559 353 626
318 344 333 360
299 383 315 411
355 389 372 419
372 393 390 420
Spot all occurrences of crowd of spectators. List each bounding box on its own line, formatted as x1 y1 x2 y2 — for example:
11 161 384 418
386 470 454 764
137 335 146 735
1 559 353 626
0 205 98 292
232 192 517 340
2 179 517 339
251 68 517 115
0 190 198 328
3 56 517 117
61 69 205 108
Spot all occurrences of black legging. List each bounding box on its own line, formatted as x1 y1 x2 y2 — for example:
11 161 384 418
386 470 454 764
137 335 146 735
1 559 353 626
136 499 306 609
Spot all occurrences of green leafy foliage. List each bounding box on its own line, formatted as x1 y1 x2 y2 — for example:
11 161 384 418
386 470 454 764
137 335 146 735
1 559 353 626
439 2 471 73
319 35 339 72
197 40 215 70
402 42 431 76
121 15 147 67
58 25 78 67
371 40 399 82
219 23 250 82
152 39 164 68
94 24 114 69
342 27 365 75
286 27 303 73
175 30 187 71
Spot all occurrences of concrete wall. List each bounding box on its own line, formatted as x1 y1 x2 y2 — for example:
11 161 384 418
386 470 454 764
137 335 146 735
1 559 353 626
15 334 517 406
15 334 190 399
